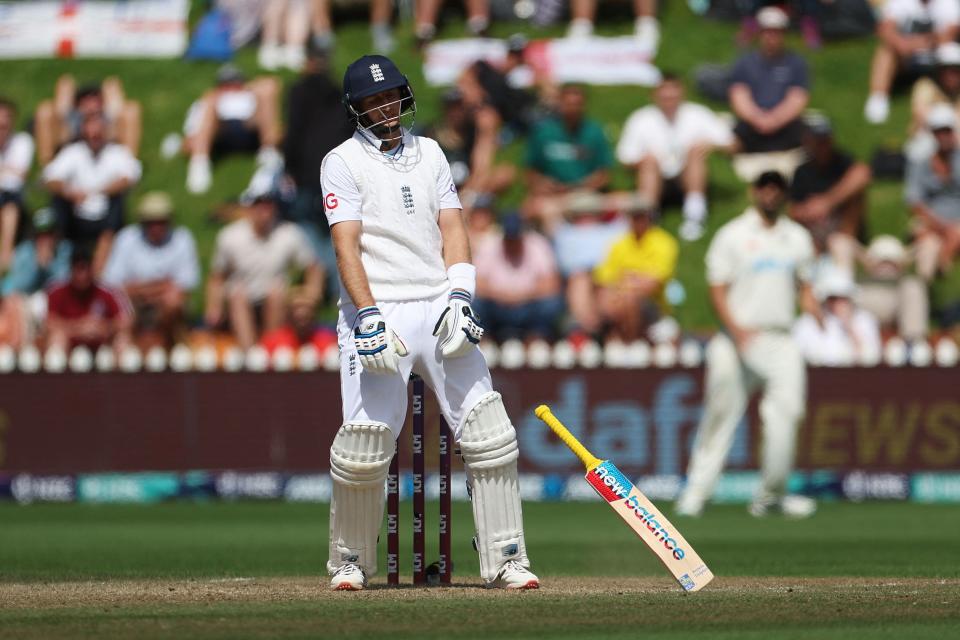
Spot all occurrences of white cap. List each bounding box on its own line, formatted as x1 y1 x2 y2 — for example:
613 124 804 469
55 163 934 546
757 6 789 30
866 235 907 265
815 269 856 302
937 42 960 66
926 102 957 130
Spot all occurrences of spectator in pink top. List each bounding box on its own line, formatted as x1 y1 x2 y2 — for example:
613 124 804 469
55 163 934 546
473 212 563 342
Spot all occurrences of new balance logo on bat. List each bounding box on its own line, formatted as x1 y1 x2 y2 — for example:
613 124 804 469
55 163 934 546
625 495 686 561
588 462 633 501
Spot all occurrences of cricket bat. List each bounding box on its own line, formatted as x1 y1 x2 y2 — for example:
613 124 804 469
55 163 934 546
535 405 714 592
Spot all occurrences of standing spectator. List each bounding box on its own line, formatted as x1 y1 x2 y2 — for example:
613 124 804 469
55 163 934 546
2 208 71 339
102 192 200 349
793 269 881 366
414 0 491 44
283 44 353 296
676 171 821 519
865 0 959 124
311 0 395 53
183 65 283 195
0 98 34 274
593 200 678 342
524 85 613 228
473 212 564 342
205 189 322 350
729 7 810 155
422 89 514 210
567 0 660 52
789 115 872 274
33 76 142 165
46 247 132 352
857 235 929 340
43 112 141 275
906 103 960 282
616 73 734 241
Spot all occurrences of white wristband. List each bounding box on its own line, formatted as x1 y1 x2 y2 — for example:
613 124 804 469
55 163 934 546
447 262 477 300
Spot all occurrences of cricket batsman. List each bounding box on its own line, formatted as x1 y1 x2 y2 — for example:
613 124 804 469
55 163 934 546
321 55 539 591
676 171 821 519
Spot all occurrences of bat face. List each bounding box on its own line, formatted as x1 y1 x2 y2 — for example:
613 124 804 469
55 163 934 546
586 461 714 592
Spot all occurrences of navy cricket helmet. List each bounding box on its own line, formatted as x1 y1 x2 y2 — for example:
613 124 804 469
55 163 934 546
342 55 416 133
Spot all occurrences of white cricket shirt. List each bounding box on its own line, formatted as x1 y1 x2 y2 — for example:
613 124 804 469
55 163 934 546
883 0 960 31
706 208 815 331
0 132 34 192
616 103 733 179
42 142 142 195
321 129 463 304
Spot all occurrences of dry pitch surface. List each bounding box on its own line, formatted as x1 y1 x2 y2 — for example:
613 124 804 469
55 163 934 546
2 576 958 640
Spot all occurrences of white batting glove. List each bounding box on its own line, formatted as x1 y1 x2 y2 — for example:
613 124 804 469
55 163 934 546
353 306 408 375
432 289 484 358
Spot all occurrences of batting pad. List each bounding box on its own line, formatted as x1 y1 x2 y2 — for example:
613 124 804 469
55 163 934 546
328 421 395 576
459 392 529 582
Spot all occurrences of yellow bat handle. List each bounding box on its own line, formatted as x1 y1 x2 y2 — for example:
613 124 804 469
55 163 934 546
535 405 602 471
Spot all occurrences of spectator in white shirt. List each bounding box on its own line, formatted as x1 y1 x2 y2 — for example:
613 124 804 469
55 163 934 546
617 73 734 242
865 0 960 124
0 98 34 275
43 111 141 275
793 269 881 366
102 192 200 349
205 188 322 349
183 65 283 195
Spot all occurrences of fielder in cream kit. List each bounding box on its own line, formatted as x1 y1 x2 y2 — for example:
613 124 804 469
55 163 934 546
321 55 539 591
676 172 822 519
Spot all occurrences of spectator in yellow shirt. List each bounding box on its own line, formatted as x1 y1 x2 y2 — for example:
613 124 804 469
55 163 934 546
594 201 679 341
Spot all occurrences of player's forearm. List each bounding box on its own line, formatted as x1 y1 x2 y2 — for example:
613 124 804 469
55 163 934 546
335 243 376 309
709 284 742 334
799 283 823 325
437 208 472 267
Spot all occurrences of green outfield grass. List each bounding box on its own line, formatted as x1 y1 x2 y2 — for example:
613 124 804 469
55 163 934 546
0 502 958 639
0 2 956 327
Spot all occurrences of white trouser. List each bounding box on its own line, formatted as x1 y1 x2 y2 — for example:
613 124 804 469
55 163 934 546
337 294 493 440
684 331 807 504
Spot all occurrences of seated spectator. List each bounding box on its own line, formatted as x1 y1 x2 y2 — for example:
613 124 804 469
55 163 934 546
594 199 679 342
473 212 564 342
2 208 71 340
736 0 824 50
260 287 337 354
789 115 872 274
567 0 660 52
617 73 734 242
0 292 27 347
414 0 491 44
553 192 629 337
524 85 613 229
102 192 200 350
310 0 395 54
865 0 959 124
46 247 132 352
465 192 499 253
729 7 810 155
283 43 353 298
793 269 881 365
907 42 960 159
458 57 539 135
43 112 141 275
258 0 311 71
205 188 322 350
183 65 283 194
905 104 960 282
34 76 141 165
857 235 928 340
422 89 514 210
0 98 34 274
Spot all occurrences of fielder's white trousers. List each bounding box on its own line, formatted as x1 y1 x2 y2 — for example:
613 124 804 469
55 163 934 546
337 294 493 440
684 331 807 504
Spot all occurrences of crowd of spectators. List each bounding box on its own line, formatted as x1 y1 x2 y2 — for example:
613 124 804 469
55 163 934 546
0 1 957 367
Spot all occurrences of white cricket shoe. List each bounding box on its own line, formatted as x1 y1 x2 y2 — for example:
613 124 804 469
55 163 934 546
749 494 817 519
864 93 889 124
186 155 212 194
488 560 540 590
329 563 367 591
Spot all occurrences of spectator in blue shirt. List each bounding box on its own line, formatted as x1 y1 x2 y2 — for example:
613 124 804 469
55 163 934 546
729 7 810 154
2 207 71 298
102 191 200 348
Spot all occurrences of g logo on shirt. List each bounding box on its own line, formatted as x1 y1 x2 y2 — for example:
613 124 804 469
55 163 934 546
324 193 339 212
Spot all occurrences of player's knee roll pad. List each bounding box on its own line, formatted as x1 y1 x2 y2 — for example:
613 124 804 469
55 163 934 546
327 421 395 577
459 392 529 583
